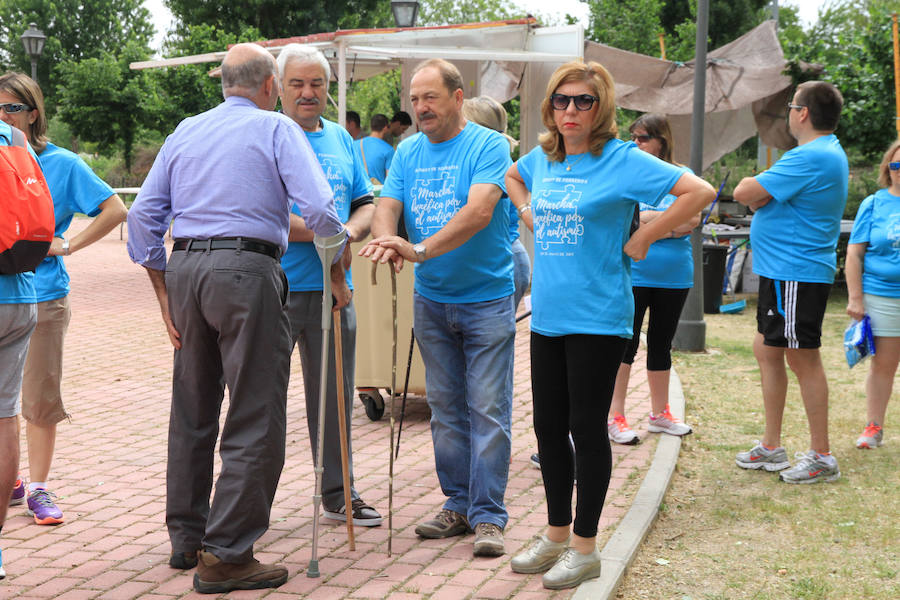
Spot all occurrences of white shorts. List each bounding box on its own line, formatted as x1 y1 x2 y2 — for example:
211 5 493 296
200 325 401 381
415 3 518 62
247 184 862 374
864 293 900 337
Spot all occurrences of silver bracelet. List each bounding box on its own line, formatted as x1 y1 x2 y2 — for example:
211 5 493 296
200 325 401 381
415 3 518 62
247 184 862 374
517 204 531 216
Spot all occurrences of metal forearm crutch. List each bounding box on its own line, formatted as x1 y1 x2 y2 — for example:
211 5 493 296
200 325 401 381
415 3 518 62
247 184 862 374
307 230 347 579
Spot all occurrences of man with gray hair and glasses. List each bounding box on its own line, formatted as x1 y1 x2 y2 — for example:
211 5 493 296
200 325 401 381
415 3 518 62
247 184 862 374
127 43 348 594
275 43 381 527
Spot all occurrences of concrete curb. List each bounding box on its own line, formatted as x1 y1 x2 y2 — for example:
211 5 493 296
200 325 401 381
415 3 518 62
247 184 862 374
572 368 686 600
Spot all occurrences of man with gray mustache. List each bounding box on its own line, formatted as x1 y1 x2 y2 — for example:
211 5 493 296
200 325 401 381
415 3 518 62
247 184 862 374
276 44 382 526
360 58 515 557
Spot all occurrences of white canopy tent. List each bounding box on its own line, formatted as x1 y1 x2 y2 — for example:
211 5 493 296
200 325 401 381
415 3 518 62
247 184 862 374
131 19 584 154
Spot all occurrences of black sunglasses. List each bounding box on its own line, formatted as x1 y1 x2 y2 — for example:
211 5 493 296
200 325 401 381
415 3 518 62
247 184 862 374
0 102 32 114
550 93 598 111
631 134 654 143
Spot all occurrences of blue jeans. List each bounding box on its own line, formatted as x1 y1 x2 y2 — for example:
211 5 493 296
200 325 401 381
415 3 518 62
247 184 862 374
511 239 531 312
413 292 516 528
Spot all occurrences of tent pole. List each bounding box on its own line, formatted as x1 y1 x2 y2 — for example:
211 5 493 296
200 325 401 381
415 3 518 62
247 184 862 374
673 0 709 352
338 41 347 127
893 13 900 135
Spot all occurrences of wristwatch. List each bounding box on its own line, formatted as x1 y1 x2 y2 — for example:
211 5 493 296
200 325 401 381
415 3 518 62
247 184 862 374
62 238 70 256
413 243 427 262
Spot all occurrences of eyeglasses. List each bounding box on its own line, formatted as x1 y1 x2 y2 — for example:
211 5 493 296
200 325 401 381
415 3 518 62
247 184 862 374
0 103 33 114
889 162 900 171
550 93 598 111
631 134 654 143
786 103 806 111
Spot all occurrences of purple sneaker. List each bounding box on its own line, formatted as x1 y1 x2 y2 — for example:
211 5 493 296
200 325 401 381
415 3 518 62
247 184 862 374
26 488 64 525
8 478 25 506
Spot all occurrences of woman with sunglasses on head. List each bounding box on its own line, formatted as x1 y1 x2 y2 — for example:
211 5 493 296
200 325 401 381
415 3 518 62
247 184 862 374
0 72 127 524
505 61 713 589
845 140 900 450
606 114 700 445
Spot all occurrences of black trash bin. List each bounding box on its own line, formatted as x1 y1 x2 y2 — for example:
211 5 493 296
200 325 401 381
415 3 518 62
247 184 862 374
702 243 728 314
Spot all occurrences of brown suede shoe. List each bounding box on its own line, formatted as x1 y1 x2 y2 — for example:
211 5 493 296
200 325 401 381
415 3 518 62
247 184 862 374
193 550 288 594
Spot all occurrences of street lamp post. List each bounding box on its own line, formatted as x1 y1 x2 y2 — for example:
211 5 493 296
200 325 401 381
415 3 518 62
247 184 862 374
21 22 46 81
391 0 420 27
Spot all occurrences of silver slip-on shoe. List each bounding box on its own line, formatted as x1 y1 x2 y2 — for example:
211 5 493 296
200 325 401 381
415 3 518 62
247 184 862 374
510 535 569 574
542 547 603 590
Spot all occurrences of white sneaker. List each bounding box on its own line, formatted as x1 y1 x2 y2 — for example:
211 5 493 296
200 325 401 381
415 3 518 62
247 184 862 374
607 413 639 445
647 405 692 436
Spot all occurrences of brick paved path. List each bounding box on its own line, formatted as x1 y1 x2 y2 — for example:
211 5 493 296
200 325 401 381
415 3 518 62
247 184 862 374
1 221 657 599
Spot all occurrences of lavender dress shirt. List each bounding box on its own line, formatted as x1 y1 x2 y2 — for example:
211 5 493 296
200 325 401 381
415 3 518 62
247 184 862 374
127 96 343 271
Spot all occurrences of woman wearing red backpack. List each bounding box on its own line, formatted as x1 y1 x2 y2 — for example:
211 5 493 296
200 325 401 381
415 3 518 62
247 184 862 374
0 72 127 525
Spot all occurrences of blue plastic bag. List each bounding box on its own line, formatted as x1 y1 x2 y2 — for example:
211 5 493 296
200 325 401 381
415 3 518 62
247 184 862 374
844 315 876 368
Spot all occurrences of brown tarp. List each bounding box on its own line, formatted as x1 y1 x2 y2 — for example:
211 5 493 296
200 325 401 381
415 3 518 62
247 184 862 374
584 19 795 169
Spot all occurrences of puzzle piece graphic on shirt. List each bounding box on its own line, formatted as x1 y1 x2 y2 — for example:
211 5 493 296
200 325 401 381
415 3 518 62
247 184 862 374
534 184 584 251
410 170 460 236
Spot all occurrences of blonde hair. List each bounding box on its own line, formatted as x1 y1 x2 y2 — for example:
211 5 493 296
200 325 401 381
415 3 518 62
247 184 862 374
462 96 517 150
878 138 900 188
0 72 47 153
538 61 617 163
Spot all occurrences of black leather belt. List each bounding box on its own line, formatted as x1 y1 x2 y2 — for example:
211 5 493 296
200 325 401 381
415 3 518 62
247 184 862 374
172 237 281 259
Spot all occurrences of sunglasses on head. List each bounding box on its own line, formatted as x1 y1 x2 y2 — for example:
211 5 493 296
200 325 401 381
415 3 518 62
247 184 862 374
890 162 900 171
631 134 654 143
0 102 32 114
550 93 598 111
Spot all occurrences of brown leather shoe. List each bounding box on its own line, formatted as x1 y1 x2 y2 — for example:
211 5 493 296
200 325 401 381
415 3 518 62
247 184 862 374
193 550 288 594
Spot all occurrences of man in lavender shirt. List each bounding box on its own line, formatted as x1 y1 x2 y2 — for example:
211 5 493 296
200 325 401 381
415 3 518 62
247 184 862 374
126 43 347 594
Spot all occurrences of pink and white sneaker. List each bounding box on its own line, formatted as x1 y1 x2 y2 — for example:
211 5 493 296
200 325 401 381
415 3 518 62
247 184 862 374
648 405 693 436
607 413 639 445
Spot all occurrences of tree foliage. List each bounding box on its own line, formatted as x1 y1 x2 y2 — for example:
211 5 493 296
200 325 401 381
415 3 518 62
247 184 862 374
0 0 154 103
780 0 900 160
163 0 392 39
55 41 160 171
418 0 521 25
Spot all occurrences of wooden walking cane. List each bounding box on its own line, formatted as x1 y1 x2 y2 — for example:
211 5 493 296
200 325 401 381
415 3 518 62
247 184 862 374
333 309 355 550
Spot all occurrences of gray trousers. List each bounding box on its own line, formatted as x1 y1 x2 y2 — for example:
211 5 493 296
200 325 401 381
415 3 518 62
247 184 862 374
0 303 37 418
165 249 292 563
285 291 358 510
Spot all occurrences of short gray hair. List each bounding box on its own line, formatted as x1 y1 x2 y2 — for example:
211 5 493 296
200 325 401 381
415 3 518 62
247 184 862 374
221 53 277 95
276 44 331 81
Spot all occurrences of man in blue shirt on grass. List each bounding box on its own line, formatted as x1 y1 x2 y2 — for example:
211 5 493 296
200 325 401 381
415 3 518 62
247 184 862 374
360 58 515 558
733 81 848 485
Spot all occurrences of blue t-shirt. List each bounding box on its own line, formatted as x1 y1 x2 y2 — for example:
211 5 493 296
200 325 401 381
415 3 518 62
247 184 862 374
0 122 37 305
359 136 394 184
849 189 900 297
281 118 372 292
33 143 113 302
631 192 694 289
751 134 848 284
516 139 687 337
382 122 513 303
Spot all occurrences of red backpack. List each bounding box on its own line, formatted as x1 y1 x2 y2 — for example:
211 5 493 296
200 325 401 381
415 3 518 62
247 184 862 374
0 126 54 274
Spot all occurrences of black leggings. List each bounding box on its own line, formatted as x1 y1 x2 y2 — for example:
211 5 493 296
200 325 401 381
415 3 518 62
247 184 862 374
531 332 627 538
622 286 690 370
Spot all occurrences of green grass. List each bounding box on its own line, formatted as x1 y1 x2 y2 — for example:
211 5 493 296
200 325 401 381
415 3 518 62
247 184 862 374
616 288 900 600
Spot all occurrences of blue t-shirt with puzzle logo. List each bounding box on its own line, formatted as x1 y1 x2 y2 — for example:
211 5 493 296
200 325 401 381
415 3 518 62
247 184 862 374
381 121 513 303
281 118 372 291
849 189 900 297
516 138 687 337
631 191 694 289
751 134 848 284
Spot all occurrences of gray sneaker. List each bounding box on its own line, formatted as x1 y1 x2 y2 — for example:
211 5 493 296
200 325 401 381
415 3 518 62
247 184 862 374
856 422 883 449
735 442 791 471
415 509 470 539
511 535 568 574
542 547 603 590
779 450 840 484
472 522 505 557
